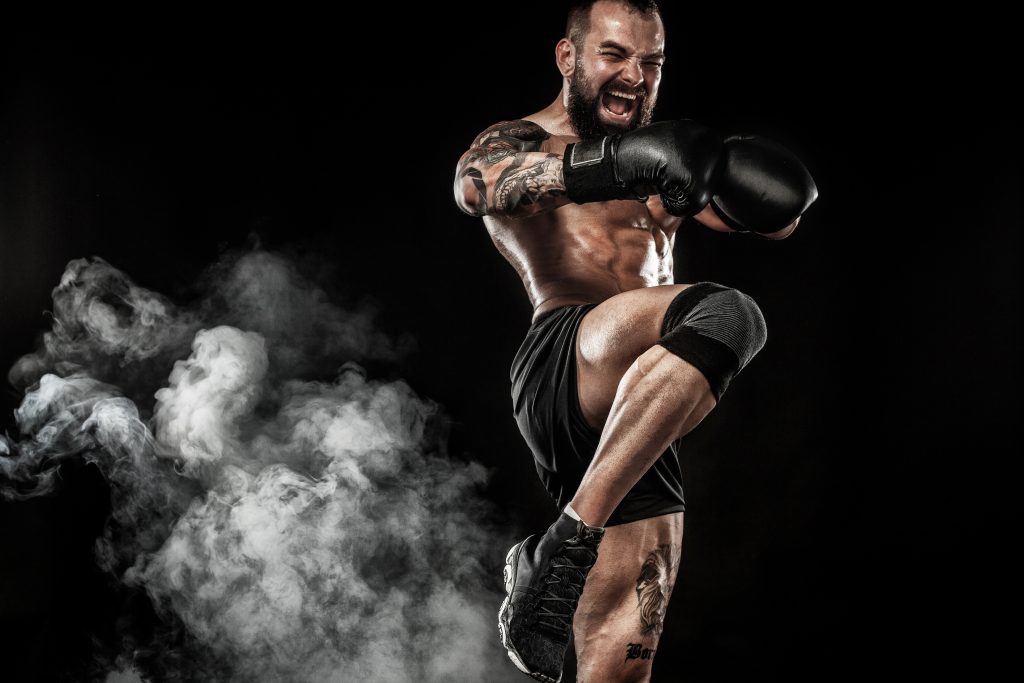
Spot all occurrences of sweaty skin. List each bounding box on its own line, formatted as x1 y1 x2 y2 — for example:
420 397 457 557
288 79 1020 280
454 0 795 324
461 118 679 322
454 3 797 680
457 112 720 682
455 115 795 325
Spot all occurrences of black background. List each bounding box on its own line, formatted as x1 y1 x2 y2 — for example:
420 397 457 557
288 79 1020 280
1 7 1020 682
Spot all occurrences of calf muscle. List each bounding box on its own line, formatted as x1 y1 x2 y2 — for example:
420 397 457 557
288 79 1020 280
574 513 683 683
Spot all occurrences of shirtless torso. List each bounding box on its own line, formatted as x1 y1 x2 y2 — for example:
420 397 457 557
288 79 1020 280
469 105 744 326
454 4 806 680
482 126 678 322
456 102 737 682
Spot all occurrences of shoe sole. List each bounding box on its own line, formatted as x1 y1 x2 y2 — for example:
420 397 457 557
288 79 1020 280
498 540 561 683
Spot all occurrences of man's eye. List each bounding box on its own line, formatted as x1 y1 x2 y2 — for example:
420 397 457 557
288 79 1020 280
601 52 624 59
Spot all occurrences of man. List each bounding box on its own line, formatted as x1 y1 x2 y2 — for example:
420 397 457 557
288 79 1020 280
453 1 817 681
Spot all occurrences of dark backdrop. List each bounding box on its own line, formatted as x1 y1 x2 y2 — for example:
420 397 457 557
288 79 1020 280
1 8 1019 682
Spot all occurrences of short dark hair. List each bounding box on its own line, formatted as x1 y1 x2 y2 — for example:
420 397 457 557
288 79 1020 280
566 0 661 49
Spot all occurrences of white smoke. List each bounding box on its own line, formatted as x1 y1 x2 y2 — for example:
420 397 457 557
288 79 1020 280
151 327 270 481
1 250 520 682
105 668 145 683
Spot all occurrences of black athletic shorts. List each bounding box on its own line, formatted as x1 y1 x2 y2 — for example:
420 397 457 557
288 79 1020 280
510 303 686 527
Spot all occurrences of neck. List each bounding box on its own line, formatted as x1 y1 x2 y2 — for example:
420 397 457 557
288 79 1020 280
532 90 575 137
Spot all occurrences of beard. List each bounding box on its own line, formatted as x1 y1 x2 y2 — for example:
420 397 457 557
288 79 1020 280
566 58 657 139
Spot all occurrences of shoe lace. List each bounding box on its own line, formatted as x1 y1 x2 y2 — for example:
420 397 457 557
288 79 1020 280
534 540 597 638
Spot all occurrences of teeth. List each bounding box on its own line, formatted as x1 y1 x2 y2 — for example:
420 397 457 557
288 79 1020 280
608 90 637 100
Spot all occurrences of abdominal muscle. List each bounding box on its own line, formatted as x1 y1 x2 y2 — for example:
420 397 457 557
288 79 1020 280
484 199 678 323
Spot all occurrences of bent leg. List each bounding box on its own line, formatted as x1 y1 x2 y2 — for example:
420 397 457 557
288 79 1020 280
571 344 715 526
498 283 765 680
574 512 684 683
571 283 766 526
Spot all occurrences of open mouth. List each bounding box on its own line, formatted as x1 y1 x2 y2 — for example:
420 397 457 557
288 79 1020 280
600 89 639 123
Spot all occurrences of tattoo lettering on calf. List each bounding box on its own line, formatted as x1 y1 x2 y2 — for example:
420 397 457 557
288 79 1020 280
624 642 656 663
635 543 678 637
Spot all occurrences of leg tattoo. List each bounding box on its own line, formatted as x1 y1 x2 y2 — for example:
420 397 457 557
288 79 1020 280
624 642 657 663
635 543 677 637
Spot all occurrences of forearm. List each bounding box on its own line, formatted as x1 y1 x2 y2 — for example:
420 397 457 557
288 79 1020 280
455 151 571 218
693 203 800 240
454 119 576 219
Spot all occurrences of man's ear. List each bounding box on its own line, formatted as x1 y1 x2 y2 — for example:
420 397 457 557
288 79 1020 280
555 38 575 77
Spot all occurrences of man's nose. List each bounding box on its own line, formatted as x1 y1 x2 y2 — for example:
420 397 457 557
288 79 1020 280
619 57 643 87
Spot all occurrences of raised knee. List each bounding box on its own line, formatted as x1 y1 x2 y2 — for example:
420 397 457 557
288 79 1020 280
655 282 767 401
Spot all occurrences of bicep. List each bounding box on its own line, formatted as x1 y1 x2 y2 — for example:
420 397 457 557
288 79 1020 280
453 120 568 218
454 134 524 216
456 120 550 178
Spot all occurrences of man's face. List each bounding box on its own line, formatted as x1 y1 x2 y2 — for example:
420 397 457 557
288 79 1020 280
566 0 665 138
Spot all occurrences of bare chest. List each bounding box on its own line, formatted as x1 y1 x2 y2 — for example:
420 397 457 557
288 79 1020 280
484 198 680 288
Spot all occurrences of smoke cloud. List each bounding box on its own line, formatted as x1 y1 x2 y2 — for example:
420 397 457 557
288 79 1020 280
2 249 521 682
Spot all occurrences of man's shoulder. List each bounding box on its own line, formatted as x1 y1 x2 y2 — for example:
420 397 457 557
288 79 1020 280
471 118 553 146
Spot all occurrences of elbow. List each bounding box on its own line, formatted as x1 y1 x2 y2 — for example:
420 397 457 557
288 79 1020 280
760 218 799 240
759 180 817 240
454 174 486 217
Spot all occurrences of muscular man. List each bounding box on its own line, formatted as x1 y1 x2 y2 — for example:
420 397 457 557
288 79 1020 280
453 2 817 681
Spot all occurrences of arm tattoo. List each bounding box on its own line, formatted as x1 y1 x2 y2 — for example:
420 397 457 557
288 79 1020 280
465 168 487 207
455 120 567 217
635 544 678 638
494 155 564 212
474 120 550 149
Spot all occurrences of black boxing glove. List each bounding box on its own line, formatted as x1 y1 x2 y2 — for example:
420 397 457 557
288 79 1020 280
563 119 724 217
709 136 818 235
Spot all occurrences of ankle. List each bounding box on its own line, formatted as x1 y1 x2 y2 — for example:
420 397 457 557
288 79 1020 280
563 502 604 530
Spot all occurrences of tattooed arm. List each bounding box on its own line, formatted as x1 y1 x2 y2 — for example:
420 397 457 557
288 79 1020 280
453 120 570 219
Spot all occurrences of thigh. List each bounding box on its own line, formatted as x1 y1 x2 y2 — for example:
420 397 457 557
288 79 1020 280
573 512 684 683
575 284 696 432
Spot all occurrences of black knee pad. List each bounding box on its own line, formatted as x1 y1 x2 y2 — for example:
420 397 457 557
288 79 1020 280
656 282 767 401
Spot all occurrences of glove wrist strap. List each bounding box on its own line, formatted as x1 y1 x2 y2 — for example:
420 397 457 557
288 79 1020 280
563 136 640 204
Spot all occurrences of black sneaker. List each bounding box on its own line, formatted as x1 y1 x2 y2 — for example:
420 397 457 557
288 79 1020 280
498 512 605 682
